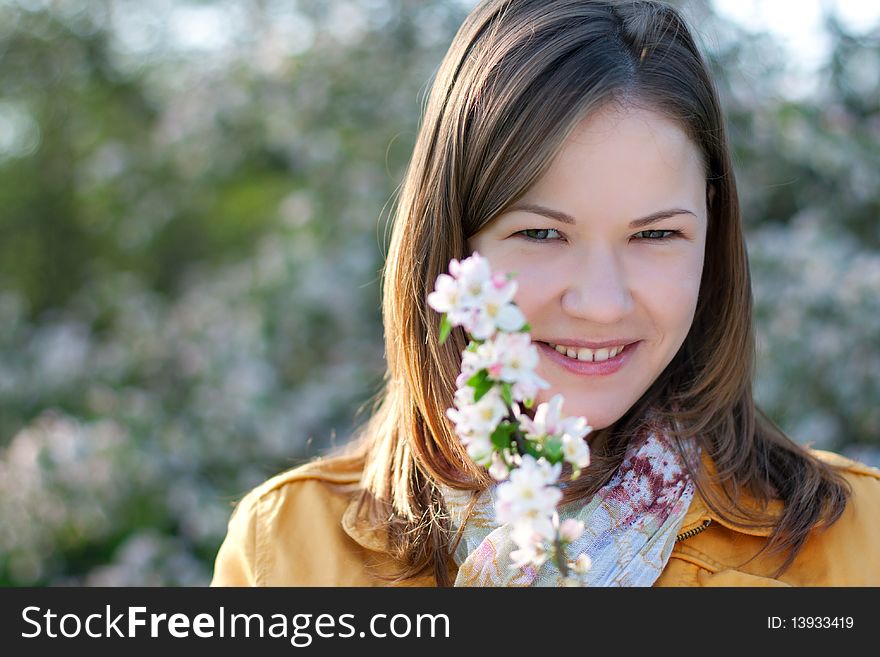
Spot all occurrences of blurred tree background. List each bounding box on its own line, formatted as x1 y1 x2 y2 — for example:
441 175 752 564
0 0 877 585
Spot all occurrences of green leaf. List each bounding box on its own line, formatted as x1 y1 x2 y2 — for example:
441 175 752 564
466 370 487 388
439 314 452 344
500 382 513 407
473 378 494 402
520 322 531 332
524 398 534 409
543 436 563 462
490 422 517 450
522 440 542 459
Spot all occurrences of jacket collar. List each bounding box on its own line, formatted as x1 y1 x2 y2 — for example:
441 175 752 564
341 494 391 552
676 450 781 537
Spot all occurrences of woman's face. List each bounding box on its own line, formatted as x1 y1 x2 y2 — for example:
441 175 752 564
467 105 708 431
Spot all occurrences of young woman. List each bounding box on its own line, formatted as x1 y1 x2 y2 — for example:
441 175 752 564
211 0 880 587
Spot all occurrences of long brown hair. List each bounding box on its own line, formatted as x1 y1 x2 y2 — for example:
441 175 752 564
335 0 849 585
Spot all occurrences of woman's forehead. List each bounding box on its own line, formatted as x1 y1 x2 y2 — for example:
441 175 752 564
518 106 707 222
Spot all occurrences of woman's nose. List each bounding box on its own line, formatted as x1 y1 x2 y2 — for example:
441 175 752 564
560 246 634 324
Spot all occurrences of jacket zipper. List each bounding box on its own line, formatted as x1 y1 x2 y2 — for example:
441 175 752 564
675 519 711 542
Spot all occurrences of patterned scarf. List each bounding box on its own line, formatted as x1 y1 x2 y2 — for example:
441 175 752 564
442 417 698 587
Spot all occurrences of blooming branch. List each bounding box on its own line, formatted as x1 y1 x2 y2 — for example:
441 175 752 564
428 252 594 584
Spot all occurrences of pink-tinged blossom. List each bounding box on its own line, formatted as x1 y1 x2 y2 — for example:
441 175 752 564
450 253 493 308
481 332 538 382
428 253 526 340
519 394 592 469
467 333 549 401
559 518 585 543
509 522 549 569
489 451 511 481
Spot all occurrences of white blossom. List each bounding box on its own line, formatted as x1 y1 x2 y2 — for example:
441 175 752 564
559 518 585 543
427 253 527 340
446 386 507 466
509 522 548 569
562 433 591 470
449 253 493 307
426 273 472 327
489 451 511 481
495 455 561 534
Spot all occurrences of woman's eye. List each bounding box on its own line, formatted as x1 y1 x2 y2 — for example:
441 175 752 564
633 229 680 241
515 228 682 242
517 228 561 241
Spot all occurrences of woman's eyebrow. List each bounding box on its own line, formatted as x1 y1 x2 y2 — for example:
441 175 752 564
506 203 696 228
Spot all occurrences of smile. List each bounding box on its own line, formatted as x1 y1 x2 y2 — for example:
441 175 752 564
546 342 628 362
537 341 640 376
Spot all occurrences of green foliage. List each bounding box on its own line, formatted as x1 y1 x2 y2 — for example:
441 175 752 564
500 382 514 408
439 314 452 344
467 369 493 402
541 436 564 463
490 421 517 451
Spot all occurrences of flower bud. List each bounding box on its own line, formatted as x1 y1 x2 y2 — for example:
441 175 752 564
572 553 592 575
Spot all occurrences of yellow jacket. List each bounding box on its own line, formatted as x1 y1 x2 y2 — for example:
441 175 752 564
210 450 880 587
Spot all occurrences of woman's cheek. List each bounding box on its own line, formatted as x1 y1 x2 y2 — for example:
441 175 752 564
635 249 702 292
633 258 703 330
666 251 705 309
510 263 558 315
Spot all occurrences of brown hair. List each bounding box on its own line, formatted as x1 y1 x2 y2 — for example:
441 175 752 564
335 0 850 585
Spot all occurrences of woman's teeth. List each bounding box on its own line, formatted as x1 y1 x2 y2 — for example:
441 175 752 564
547 343 627 362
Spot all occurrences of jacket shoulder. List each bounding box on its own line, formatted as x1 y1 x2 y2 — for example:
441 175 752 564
777 450 880 585
210 456 382 586
245 456 364 498
661 449 880 586
810 449 880 481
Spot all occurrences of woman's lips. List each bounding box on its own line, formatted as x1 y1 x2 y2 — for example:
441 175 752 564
536 340 640 376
